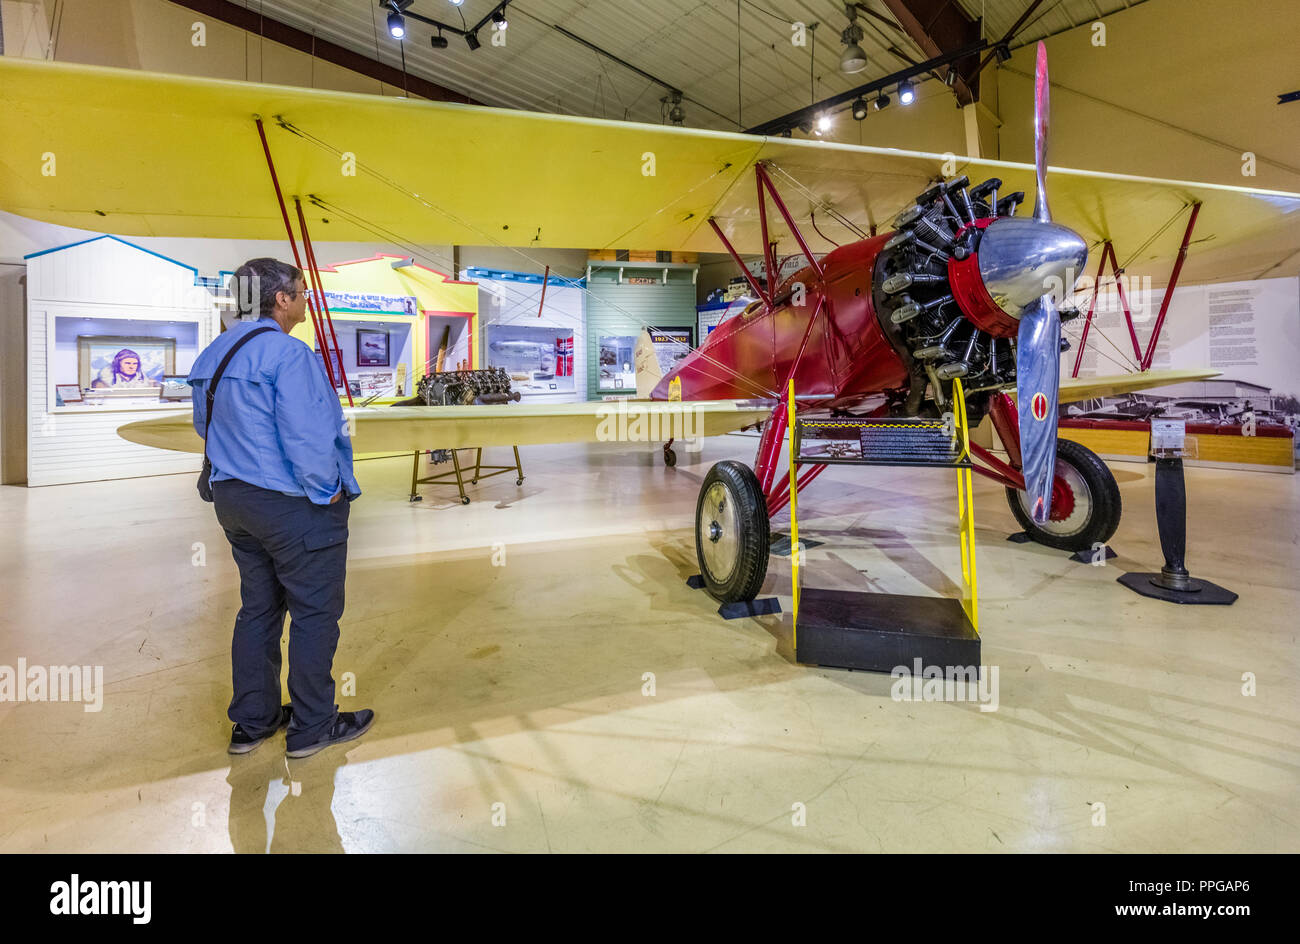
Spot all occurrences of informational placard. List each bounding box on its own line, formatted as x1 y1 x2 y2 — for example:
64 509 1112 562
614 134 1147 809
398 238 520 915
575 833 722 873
1150 418 1187 457
1060 276 1300 445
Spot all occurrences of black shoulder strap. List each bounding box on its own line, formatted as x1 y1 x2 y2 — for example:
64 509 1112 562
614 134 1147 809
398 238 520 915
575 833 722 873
204 325 275 438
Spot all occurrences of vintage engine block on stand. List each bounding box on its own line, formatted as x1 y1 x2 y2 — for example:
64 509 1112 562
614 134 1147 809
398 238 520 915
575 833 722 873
400 367 524 504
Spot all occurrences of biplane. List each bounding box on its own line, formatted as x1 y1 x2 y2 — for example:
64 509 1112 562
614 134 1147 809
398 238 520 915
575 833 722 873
4 44 1297 604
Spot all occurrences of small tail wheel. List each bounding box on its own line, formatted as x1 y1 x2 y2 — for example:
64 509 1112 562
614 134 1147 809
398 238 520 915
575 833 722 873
460 496 471 505
1006 438 1121 551
515 477 524 486
695 461 770 604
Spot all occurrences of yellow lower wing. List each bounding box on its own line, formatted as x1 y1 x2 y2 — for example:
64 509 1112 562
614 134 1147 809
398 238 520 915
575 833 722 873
1056 368 1221 405
117 400 772 455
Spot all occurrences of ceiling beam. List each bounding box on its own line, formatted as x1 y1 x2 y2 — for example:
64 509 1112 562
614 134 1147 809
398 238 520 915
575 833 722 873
165 0 480 104
872 0 982 105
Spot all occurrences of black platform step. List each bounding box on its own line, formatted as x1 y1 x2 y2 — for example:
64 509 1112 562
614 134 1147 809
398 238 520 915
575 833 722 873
796 587 979 674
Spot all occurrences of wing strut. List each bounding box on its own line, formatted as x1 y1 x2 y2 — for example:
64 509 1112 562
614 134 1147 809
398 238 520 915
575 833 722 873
253 116 353 405
1071 202 1202 377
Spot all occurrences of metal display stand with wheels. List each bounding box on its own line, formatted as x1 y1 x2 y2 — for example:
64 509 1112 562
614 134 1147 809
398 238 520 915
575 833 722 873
409 447 524 505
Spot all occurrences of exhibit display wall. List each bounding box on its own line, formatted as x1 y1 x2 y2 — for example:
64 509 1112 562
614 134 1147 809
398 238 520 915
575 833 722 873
470 268 586 403
585 260 698 400
1058 275 1300 471
25 236 217 486
288 254 478 401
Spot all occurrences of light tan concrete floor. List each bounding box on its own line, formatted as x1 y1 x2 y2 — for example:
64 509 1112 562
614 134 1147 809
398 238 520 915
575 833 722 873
0 437 1297 853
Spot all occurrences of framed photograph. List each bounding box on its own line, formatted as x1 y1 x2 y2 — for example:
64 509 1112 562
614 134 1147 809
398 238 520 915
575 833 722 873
78 336 173 389
356 329 390 367
597 334 636 391
158 375 192 401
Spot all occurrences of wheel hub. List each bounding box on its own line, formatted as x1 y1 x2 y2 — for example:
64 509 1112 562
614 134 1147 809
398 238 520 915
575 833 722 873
1049 473 1076 521
698 482 740 584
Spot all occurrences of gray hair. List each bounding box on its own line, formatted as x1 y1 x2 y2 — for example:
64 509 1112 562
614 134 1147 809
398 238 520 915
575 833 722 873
228 258 304 320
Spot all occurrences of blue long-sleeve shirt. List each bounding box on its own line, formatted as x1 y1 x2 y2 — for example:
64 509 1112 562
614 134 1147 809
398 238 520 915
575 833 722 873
188 317 361 505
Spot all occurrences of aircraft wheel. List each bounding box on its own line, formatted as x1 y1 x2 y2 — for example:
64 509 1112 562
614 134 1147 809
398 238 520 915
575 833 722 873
663 446 677 468
460 496 471 505
1006 438 1121 552
516 477 524 486
695 461 770 604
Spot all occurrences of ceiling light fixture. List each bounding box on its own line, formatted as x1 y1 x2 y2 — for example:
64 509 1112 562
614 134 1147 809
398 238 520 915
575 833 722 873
839 3 867 74
431 28 448 49
492 9 508 29
851 97 869 120
465 31 481 50
387 10 406 39
874 92 889 110
898 79 915 105
815 113 832 135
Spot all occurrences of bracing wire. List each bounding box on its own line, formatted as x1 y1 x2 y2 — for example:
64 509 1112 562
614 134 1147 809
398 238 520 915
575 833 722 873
278 120 779 400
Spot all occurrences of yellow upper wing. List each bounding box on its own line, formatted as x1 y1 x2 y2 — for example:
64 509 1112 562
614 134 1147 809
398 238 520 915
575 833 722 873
117 400 772 455
3 58 1299 284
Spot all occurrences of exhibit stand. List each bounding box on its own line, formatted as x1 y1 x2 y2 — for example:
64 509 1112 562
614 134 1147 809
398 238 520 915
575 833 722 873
468 267 586 403
292 254 478 407
1118 418 1238 605
24 236 218 486
585 259 697 400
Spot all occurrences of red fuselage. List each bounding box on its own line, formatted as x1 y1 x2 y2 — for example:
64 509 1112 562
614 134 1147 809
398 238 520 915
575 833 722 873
652 235 908 408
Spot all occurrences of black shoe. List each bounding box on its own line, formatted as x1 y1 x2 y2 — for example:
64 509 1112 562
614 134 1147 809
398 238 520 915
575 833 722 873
228 704 292 755
285 709 375 759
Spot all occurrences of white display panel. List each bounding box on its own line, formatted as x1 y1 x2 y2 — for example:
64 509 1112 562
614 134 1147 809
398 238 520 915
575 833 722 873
474 272 585 402
1060 275 1300 442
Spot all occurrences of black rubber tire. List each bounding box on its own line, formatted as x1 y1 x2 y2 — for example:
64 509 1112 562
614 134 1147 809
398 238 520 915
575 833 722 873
460 496 471 505
516 478 524 486
695 461 770 604
1006 438 1121 552
663 448 677 468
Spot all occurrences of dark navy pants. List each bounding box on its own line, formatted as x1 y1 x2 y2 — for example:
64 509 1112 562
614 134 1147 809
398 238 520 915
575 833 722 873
213 478 349 752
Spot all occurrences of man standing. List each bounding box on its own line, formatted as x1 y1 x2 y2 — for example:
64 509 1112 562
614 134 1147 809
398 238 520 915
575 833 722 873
190 257 374 758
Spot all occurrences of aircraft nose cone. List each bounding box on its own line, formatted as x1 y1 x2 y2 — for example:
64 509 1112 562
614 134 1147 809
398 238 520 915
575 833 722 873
977 217 1088 316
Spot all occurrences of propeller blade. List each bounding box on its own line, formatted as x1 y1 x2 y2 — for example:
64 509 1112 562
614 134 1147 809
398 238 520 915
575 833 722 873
1032 41 1051 223
1016 293 1061 523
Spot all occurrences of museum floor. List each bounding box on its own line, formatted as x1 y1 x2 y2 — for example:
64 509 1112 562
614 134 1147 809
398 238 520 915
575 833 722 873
1 435 1297 853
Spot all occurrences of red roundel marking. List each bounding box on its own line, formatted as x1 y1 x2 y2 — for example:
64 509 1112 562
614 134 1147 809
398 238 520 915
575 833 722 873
1031 392 1049 421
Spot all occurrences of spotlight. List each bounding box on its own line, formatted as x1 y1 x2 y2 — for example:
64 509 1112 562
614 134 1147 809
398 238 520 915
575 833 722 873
944 68 957 88
387 11 405 39
492 9 508 29
851 97 868 120
873 92 889 110
448 0 464 5
995 43 1012 63
465 31 481 50
815 113 832 135
431 30 448 49
839 13 867 74
898 79 915 105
